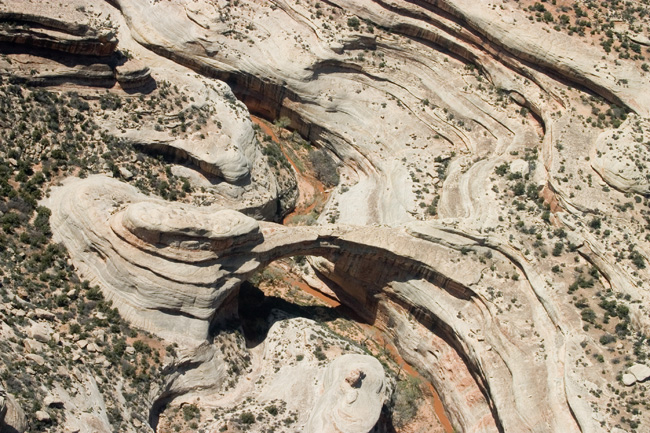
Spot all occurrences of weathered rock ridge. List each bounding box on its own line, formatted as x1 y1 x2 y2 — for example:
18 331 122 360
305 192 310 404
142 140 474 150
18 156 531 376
0 12 117 57
0 1 154 90
3 0 650 431
50 175 586 433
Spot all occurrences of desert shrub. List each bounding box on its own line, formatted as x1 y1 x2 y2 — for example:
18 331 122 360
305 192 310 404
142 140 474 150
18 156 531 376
314 347 327 361
86 286 103 301
99 94 122 110
265 405 278 416
308 149 339 187
495 163 509 176
391 376 422 427
589 217 601 230
347 17 360 30
262 141 290 169
600 334 616 345
183 404 200 421
512 181 525 196
239 412 255 425
629 250 645 269
581 308 596 323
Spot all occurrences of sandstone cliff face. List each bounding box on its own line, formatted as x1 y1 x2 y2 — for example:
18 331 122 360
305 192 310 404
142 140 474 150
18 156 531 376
0 1 155 91
0 12 117 57
48 175 583 433
0 385 26 433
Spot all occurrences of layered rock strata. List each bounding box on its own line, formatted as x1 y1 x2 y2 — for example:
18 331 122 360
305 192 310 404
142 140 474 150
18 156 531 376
49 175 586 433
155 317 388 432
9 0 650 431
0 12 117 56
0 1 153 90
306 354 387 433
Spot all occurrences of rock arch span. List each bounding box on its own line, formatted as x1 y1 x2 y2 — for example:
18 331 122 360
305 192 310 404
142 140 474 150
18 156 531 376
47 175 586 433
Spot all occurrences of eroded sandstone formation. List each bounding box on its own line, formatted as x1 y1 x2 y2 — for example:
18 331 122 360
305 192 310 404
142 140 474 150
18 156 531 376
2 0 650 431
49 175 585 433
305 354 387 433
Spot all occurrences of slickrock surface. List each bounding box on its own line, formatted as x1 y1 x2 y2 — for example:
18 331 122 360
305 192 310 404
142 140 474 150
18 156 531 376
2 0 650 432
152 316 387 432
0 11 117 57
592 117 650 194
48 175 580 433
0 385 26 433
628 364 650 383
306 354 386 433
47 176 263 344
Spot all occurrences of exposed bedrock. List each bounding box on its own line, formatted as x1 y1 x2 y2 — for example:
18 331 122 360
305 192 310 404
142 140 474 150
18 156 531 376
0 384 26 433
48 176 588 433
107 70 263 185
0 1 159 93
115 59 152 89
0 12 117 57
102 0 561 225
0 61 118 88
111 0 649 118
305 354 387 433
104 0 650 258
0 3 157 92
151 317 388 432
591 116 650 195
109 71 291 219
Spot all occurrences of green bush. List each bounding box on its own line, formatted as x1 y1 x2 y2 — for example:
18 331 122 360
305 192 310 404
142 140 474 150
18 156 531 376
600 334 616 345
347 17 360 30
182 404 200 421
589 217 601 230
265 405 278 416
581 308 596 323
314 347 327 361
392 377 422 427
512 181 525 196
495 163 509 176
309 149 339 187
86 286 103 301
629 250 645 269
239 411 255 425
1 212 22 233
34 206 52 236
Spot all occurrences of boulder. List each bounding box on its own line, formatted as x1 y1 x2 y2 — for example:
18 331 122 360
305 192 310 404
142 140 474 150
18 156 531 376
118 166 134 180
26 322 52 343
0 385 26 432
305 354 386 433
43 395 64 408
31 309 56 321
35 410 51 422
25 354 45 366
622 373 636 386
628 364 650 383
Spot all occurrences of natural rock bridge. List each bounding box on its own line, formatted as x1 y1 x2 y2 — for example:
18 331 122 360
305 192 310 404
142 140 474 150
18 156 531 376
48 175 587 433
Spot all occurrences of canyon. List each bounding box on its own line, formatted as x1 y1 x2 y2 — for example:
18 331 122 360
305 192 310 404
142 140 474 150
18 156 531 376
0 0 649 432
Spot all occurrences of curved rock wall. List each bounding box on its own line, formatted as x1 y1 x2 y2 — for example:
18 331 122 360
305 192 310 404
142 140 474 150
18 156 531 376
48 175 585 433
15 0 650 431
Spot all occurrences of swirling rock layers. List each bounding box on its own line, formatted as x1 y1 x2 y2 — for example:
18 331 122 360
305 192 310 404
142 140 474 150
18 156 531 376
47 176 263 343
48 175 583 433
0 12 117 57
306 354 387 433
